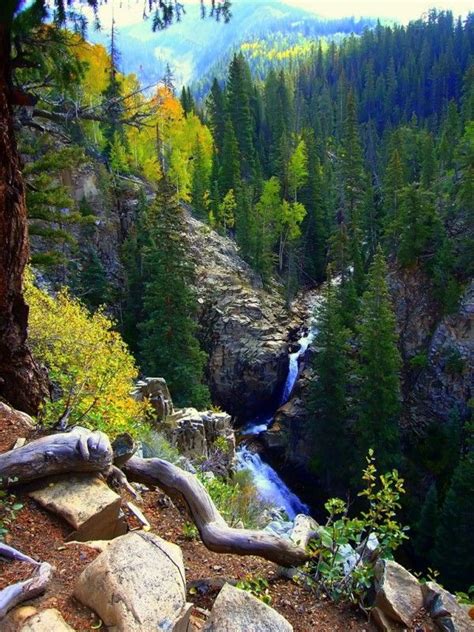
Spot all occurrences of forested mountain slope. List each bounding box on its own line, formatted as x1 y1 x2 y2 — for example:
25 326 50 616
87 1 375 89
1 1 473 613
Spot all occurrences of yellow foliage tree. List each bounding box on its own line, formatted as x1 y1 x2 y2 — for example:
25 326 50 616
25 273 146 437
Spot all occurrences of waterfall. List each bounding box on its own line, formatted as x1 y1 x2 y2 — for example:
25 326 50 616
237 446 309 519
236 319 318 519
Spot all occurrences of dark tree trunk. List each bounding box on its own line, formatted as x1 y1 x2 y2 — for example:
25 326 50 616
0 6 48 415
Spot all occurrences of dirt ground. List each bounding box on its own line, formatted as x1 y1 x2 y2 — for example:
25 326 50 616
0 405 374 631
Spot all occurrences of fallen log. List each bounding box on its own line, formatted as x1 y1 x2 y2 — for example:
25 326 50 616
123 456 311 568
0 427 113 487
0 544 53 619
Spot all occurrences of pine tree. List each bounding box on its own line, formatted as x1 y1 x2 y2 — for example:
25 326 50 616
388 185 444 268
180 86 194 116
219 117 240 196
309 275 354 492
214 188 236 233
420 133 437 188
383 147 406 221
433 455 474 590
102 18 127 161
328 222 360 331
207 78 226 155
191 138 210 220
75 248 111 311
139 179 210 409
340 91 366 224
226 53 257 180
356 247 401 472
300 134 328 283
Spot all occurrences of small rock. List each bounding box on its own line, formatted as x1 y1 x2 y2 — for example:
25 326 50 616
19 609 75 631
203 583 293 631
29 474 127 541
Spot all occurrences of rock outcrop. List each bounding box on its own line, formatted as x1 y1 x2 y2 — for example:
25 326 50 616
167 408 236 461
29 474 127 541
134 378 236 462
132 377 174 421
405 280 473 432
74 531 192 632
203 583 293 632
186 214 290 419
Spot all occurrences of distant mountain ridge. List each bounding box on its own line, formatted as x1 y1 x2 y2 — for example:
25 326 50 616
87 1 376 91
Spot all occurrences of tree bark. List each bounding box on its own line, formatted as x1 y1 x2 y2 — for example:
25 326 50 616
0 543 53 620
0 6 48 416
0 427 113 487
123 456 311 568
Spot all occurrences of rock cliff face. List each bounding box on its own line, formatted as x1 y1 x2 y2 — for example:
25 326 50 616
185 214 290 419
405 280 473 432
52 163 293 420
264 269 473 471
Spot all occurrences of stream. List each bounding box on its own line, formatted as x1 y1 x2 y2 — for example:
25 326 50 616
236 316 318 520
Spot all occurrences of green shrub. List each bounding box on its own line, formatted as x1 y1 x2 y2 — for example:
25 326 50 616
444 348 465 375
140 430 181 462
236 577 272 604
0 488 22 541
305 450 408 604
198 470 270 529
25 271 146 437
409 352 429 369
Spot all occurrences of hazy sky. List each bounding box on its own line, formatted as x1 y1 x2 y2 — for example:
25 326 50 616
78 0 472 27
286 0 471 21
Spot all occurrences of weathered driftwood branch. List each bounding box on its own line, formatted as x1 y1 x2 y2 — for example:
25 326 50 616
0 544 53 619
0 428 113 488
123 456 311 568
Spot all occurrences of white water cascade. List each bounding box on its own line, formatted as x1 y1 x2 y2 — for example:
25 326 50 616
237 319 318 520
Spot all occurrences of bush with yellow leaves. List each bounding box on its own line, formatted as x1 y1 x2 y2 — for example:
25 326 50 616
25 272 146 437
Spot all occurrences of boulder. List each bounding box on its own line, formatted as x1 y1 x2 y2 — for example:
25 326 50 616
0 402 34 453
202 583 293 632
289 514 319 548
19 609 75 631
74 531 192 632
422 581 474 632
167 408 236 461
29 474 127 541
168 408 209 458
374 560 424 627
132 377 174 421
371 606 405 632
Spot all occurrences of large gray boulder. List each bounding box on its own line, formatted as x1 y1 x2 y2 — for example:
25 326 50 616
29 474 126 541
203 583 293 632
374 560 424 627
74 531 192 632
